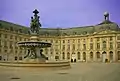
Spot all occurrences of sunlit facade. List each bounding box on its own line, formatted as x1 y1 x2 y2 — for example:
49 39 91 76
0 13 120 62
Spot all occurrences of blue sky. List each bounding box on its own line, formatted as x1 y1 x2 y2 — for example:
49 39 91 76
0 0 120 28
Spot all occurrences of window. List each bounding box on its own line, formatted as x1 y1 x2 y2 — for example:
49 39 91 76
51 40 53 43
72 44 75 50
78 39 80 43
110 37 113 41
103 41 106 49
67 52 70 59
110 42 113 49
62 52 65 59
96 52 100 59
97 38 100 41
117 42 120 49
10 35 13 39
68 40 70 43
67 45 70 50
62 45 65 50
63 40 65 43
19 57 22 60
83 52 86 61
117 36 120 40
0 56 2 60
90 38 93 42
0 33 1 38
90 52 93 59
90 43 93 50
83 39 86 42
56 40 58 43
97 43 100 49
117 51 120 60
83 44 86 50
73 39 75 43
4 34 7 38
77 52 80 60
15 56 17 60
78 44 80 50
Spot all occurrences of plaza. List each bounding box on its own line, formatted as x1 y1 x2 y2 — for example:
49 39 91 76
0 63 120 81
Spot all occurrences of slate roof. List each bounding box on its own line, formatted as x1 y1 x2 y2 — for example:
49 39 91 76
0 20 120 36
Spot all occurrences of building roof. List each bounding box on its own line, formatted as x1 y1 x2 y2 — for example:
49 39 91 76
0 20 120 36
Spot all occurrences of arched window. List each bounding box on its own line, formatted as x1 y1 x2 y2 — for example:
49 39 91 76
109 51 113 60
77 52 80 60
83 52 86 61
90 52 93 59
96 52 100 59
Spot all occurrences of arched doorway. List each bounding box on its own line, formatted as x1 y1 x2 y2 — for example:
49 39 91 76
102 51 107 62
109 51 113 62
96 52 101 61
83 52 86 62
117 51 120 60
90 52 93 61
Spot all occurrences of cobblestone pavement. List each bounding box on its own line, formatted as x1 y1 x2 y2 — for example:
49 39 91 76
0 63 120 81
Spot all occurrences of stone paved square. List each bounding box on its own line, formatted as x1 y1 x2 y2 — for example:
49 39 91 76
0 63 120 81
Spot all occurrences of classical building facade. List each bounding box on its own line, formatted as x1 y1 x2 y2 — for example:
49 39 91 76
0 12 120 62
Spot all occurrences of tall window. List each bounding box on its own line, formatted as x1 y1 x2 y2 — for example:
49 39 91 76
117 51 120 60
56 40 58 43
63 40 65 43
78 44 80 50
103 41 106 49
97 43 100 49
67 52 70 59
73 39 75 43
4 34 7 38
109 51 113 60
90 38 93 42
68 40 70 43
78 39 80 43
110 37 113 41
97 38 100 41
72 44 75 50
0 40 1 47
67 45 70 50
77 52 80 60
117 36 120 40
62 45 65 50
90 52 93 59
90 43 93 50
62 52 65 59
117 42 120 49
110 42 113 49
83 44 86 50
0 33 1 38
83 52 86 61
96 52 100 59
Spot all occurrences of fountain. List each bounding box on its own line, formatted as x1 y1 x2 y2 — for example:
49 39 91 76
0 9 70 69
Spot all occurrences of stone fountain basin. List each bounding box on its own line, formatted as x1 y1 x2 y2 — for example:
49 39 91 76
18 41 52 48
0 61 71 69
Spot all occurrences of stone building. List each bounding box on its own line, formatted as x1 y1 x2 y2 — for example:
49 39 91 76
0 12 120 62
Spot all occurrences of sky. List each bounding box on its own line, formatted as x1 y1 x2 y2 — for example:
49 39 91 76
0 0 120 28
